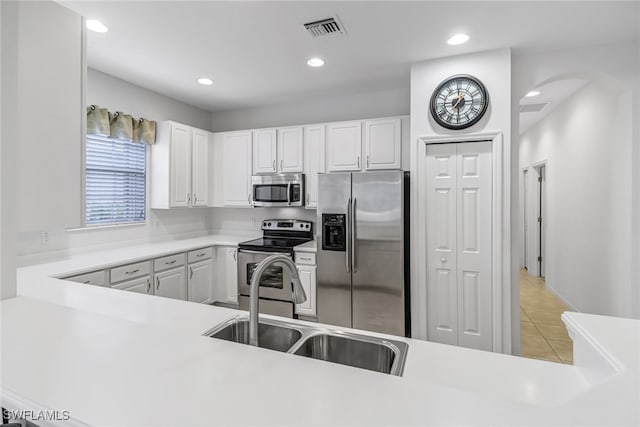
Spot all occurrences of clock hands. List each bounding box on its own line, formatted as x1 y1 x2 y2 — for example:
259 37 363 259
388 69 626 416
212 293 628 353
452 92 465 109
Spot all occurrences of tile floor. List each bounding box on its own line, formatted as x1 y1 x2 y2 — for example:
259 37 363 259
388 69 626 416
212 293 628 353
520 269 573 364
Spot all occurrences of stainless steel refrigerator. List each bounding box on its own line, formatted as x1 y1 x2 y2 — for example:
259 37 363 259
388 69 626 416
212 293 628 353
317 170 410 337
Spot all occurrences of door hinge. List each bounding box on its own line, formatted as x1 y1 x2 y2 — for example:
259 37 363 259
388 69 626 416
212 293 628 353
538 176 543 183
537 217 542 223
538 256 542 262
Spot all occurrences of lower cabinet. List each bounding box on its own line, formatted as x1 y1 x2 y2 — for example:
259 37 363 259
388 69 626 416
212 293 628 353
188 259 213 303
224 248 239 304
154 266 187 300
295 265 316 317
112 275 152 294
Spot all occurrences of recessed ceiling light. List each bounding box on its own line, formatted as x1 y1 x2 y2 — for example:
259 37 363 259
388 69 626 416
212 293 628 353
197 78 214 86
307 58 325 67
526 90 540 97
86 19 108 33
447 34 469 45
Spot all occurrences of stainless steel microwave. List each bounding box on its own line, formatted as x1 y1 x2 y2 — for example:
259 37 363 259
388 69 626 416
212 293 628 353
251 174 305 207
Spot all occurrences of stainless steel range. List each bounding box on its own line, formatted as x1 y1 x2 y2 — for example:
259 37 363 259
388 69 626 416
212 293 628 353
237 219 313 318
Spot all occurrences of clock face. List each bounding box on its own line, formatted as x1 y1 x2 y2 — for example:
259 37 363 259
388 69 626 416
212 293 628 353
430 74 488 130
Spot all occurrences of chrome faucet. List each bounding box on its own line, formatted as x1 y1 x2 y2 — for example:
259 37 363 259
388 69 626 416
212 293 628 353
249 255 306 347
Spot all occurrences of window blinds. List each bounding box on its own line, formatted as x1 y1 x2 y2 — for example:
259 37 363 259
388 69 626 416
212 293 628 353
85 136 146 225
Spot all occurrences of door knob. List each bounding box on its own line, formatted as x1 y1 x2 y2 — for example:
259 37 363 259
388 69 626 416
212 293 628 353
441 257 447 263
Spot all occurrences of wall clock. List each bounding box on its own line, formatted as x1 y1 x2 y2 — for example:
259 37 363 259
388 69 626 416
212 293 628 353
430 74 489 130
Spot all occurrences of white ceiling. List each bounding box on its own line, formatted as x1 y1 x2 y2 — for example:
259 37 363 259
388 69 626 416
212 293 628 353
61 1 639 113
519 79 589 134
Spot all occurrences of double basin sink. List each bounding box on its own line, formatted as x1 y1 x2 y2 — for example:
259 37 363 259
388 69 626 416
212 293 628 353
203 316 409 376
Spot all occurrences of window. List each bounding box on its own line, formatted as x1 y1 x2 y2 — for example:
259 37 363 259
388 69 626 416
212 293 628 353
85 135 146 226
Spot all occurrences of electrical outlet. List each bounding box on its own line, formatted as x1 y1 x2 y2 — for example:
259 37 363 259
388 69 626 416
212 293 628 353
41 231 49 245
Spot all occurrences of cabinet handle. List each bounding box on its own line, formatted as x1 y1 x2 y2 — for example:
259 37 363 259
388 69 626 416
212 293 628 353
83 280 91 284
156 277 160 290
366 155 370 168
165 260 177 265
280 159 284 171
125 269 140 275
357 156 361 169
146 278 151 293
187 193 191 205
232 250 236 261
196 253 206 258
193 193 197 205
190 267 194 280
306 193 310 205
272 159 276 171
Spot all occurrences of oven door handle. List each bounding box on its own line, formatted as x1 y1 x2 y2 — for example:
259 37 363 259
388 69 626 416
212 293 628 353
238 249 292 257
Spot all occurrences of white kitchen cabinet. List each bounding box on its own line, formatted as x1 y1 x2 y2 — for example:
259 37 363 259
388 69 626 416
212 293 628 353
252 129 277 174
151 121 211 209
222 131 253 207
277 127 304 173
326 121 362 172
188 259 213 304
112 275 152 295
224 248 239 304
364 118 401 170
154 266 187 300
303 125 325 208
295 265 316 317
63 270 106 286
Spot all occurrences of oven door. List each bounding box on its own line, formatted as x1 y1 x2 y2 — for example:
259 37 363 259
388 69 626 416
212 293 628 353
237 249 294 301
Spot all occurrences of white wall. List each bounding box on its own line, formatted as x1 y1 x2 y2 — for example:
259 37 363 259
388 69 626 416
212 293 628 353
513 42 640 319
210 87 409 132
519 82 633 317
16 67 216 264
409 49 514 351
209 207 316 235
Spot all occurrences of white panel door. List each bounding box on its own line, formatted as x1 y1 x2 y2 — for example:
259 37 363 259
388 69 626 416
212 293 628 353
303 125 325 208
364 118 401 170
222 132 252 206
456 141 492 351
191 128 209 207
277 127 304 173
188 259 213 303
252 129 277 174
170 123 192 207
426 144 458 346
326 121 362 172
154 266 187 300
295 265 316 316
112 276 152 295
225 248 238 303
426 141 492 351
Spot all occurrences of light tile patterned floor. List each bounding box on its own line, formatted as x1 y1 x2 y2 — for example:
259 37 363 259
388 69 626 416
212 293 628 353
520 269 573 364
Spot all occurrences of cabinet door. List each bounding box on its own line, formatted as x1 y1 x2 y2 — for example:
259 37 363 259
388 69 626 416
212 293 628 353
112 275 152 294
278 127 304 173
188 260 213 303
222 132 252 206
303 125 325 208
191 128 210 206
154 266 187 300
326 121 362 172
252 129 277 174
295 265 316 316
170 123 192 207
225 248 238 303
364 118 401 170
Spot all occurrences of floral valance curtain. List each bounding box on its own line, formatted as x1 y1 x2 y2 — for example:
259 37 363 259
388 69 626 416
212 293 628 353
87 105 156 145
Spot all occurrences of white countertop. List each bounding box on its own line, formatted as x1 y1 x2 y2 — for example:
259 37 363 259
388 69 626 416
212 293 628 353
3 236 639 426
293 239 317 253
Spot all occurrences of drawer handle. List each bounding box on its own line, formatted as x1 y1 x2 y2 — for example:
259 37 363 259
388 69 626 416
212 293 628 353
83 280 91 284
165 260 177 265
196 253 206 258
125 269 140 275
300 257 312 261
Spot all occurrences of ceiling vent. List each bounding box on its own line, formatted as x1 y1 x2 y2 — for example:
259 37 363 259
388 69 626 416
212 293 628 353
304 16 346 38
520 102 550 113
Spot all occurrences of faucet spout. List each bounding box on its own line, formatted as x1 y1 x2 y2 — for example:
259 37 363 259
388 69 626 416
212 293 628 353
249 255 306 347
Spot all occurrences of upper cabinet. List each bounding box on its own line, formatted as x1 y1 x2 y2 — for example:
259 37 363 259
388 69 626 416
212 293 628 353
303 125 325 208
326 121 363 172
277 127 304 173
222 131 252 207
253 127 304 174
151 121 211 209
364 118 402 171
252 129 277 174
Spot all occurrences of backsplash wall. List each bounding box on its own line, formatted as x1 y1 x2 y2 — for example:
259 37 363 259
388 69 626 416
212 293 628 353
209 207 317 236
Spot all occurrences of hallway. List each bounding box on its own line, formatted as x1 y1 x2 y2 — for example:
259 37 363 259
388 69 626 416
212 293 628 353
520 269 573 364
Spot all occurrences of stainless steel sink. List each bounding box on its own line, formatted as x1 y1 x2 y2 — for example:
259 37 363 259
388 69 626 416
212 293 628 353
291 332 408 376
204 318 303 353
203 316 409 376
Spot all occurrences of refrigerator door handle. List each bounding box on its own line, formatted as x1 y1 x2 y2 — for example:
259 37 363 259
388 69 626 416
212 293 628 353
352 197 357 273
346 197 352 273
